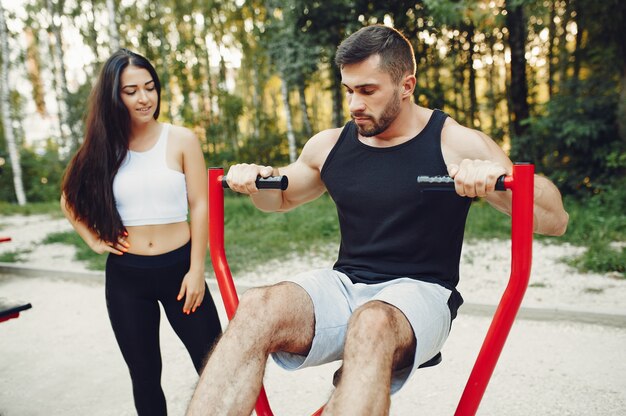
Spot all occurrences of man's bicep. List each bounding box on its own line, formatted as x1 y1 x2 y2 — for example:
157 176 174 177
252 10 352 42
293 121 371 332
278 160 325 211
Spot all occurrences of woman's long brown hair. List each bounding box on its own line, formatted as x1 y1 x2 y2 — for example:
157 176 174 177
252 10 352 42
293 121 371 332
61 49 161 243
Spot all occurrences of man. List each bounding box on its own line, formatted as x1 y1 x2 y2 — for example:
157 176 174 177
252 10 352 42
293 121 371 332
187 25 568 415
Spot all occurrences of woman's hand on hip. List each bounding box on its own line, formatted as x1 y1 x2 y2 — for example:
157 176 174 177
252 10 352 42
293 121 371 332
89 236 129 255
178 269 206 314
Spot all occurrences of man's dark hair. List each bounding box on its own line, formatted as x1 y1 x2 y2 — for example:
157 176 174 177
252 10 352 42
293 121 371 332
335 25 416 84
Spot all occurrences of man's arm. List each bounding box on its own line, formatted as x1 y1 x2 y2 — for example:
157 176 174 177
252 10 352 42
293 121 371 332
442 122 569 236
225 128 340 212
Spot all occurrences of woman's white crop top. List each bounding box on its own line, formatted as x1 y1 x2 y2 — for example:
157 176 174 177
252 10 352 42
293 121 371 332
113 124 188 226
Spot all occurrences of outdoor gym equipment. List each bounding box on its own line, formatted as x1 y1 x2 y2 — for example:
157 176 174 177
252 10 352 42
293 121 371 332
0 298 32 324
0 236 32 324
207 163 534 416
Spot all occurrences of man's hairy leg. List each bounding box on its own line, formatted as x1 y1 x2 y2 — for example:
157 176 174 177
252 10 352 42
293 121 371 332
186 282 314 416
324 301 416 416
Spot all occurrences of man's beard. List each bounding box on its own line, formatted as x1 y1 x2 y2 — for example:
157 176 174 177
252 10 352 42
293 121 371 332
353 91 402 137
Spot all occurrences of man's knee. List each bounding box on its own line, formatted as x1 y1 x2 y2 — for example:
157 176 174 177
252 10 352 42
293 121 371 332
235 283 306 330
349 301 400 336
347 301 416 367
348 301 414 352
235 286 281 326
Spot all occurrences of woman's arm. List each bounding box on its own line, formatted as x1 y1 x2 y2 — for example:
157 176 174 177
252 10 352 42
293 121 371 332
60 194 129 255
176 129 208 314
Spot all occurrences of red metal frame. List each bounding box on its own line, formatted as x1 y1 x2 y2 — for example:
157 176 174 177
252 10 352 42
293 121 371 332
0 236 11 243
208 169 274 416
208 164 534 416
455 163 534 415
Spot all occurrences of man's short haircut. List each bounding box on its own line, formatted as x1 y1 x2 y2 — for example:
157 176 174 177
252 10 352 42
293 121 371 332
335 25 416 84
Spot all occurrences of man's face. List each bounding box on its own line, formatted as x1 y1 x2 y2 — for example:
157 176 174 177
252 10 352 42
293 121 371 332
341 54 402 137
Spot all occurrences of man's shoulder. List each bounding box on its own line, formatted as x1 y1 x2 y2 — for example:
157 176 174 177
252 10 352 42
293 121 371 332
303 126 346 153
300 126 347 167
441 117 484 145
313 126 346 142
441 118 497 161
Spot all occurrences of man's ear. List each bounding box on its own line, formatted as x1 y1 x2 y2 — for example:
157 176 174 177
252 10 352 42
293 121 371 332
401 74 416 98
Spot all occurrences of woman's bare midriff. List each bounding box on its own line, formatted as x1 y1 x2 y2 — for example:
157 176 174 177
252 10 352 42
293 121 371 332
125 222 190 255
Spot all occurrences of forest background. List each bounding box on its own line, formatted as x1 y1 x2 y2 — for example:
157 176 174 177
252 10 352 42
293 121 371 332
0 0 624 276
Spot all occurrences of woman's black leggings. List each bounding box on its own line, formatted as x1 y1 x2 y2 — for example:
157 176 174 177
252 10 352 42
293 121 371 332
105 241 221 416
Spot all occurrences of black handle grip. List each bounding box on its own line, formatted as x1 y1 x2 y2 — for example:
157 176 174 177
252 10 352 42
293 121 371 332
222 175 289 190
417 175 507 191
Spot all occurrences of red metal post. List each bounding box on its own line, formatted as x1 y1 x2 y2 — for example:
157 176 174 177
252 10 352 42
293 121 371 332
208 168 275 416
454 164 535 415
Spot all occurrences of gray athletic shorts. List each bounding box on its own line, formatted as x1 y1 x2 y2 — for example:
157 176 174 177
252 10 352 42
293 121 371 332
271 269 452 393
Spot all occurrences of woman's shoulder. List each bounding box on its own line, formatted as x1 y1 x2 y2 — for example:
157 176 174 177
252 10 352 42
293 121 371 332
167 123 198 142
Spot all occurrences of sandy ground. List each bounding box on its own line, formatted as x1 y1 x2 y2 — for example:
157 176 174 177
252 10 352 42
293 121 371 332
1 214 625 415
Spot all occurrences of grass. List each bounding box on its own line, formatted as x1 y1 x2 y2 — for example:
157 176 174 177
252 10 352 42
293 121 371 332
42 231 108 271
216 194 340 274
2 187 624 278
0 248 31 263
0 201 62 217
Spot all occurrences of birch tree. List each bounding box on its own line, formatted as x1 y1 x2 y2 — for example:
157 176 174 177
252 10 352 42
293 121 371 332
106 0 119 51
45 0 75 150
0 1 27 205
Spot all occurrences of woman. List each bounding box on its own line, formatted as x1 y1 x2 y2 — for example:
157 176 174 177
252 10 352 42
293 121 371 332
61 49 221 415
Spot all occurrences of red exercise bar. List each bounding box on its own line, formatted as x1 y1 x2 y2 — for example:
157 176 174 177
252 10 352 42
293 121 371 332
455 163 534 415
208 164 534 416
208 168 274 416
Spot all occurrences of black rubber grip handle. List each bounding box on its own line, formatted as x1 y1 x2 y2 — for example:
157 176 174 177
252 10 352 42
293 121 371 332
222 175 289 190
417 175 507 191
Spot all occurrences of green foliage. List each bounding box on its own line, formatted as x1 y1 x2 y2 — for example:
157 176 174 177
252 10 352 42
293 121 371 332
219 193 339 274
65 82 92 150
0 248 30 263
513 76 624 196
0 142 65 203
463 199 511 240
568 243 626 278
558 179 626 245
0 201 60 216
236 130 291 168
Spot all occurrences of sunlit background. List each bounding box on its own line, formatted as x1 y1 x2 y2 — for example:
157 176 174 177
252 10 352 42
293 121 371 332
0 0 624 205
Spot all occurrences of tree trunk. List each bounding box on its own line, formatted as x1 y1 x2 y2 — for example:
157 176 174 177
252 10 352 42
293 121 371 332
572 0 583 91
547 0 556 97
298 83 312 137
250 65 261 140
557 0 573 90
24 27 46 115
106 0 120 51
46 0 74 150
617 67 626 142
280 76 297 163
0 3 27 205
467 23 478 128
330 61 344 127
486 34 499 138
505 0 530 138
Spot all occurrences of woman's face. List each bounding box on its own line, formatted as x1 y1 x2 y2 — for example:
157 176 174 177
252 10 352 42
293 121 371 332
119 65 158 124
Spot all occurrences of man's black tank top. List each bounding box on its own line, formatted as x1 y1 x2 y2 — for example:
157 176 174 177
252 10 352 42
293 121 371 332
320 109 470 317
